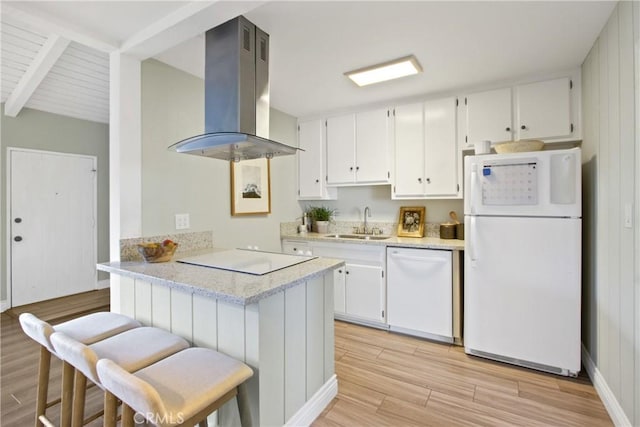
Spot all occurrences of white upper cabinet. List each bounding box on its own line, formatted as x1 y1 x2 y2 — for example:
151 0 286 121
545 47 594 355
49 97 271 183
393 97 460 199
393 102 425 197
464 87 513 147
326 114 356 184
297 119 337 200
516 77 572 140
326 108 391 186
461 74 579 149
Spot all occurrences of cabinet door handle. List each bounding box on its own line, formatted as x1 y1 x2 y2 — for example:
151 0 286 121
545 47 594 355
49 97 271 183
338 269 342 273
505 127 511 132
349 167 354 171
521 125 527 130
418 177 422 183
426 178 431 184
345 271 349 275
14 236 23 242
315 179 319 183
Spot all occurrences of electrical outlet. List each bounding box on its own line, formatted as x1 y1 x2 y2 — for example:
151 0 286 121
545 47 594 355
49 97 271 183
175 213 190 230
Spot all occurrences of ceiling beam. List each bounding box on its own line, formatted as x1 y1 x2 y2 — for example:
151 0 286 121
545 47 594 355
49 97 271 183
1 3 118 52
4 34 71 118
120 0 267 59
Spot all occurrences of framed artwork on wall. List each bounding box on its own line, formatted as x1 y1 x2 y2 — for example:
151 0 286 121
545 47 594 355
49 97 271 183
397 206 426 237
230 158 271 215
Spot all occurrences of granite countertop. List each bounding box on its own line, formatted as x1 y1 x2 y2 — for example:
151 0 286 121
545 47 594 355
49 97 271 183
281 232 465 251
98 248 344 306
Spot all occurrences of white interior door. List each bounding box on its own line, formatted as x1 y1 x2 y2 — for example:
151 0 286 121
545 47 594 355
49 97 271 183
10 149 97 306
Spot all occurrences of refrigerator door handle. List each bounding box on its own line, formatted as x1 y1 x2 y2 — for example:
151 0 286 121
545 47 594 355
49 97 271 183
469 216 477 263
470 164 479 214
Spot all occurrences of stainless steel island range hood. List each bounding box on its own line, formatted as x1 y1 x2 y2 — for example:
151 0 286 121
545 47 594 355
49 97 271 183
169 16 299 162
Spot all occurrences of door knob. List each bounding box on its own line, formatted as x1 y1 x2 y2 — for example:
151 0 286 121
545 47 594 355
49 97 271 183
14 236 23 242
14 218 22 223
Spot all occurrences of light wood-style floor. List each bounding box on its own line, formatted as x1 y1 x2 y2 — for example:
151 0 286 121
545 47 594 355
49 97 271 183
313 321 612 426
1 291 110 427
2 292 612 426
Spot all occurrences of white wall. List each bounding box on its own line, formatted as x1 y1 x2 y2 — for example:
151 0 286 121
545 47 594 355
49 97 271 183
581 2 639 425
141 59 300 252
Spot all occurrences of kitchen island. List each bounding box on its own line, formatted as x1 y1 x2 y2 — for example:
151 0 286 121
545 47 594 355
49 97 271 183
98 248 344 426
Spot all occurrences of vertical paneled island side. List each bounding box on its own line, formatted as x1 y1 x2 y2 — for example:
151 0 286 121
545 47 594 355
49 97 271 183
98 250 343 426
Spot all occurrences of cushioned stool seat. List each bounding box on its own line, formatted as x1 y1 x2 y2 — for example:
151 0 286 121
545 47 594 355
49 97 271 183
97 348 254 427
51 327 190 427
19 312 141 427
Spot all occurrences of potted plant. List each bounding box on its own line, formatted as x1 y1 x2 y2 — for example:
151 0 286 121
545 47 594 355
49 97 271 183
306 206 335 234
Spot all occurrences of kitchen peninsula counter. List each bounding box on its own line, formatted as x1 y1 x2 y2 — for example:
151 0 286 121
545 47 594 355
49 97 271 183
98 248 344 305
100 249 342 427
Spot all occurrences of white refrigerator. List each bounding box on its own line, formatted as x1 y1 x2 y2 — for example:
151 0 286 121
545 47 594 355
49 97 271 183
464 147 581 377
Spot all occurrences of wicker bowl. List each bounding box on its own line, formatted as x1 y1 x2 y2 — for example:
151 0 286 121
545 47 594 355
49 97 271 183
494 140 544 154
137 241 178 263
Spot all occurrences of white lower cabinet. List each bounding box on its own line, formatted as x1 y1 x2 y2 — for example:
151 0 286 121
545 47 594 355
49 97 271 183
344 263 385 323
307 242 386 326
282 239 459 338
387 247 453 342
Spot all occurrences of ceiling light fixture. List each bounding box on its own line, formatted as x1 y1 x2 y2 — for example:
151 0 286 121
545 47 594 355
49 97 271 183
344 55 422 87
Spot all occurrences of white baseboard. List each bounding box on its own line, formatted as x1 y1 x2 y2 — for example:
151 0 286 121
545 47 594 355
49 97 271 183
285 375 338 427
1 299 9 312
96 279 110 289
581 344 632 427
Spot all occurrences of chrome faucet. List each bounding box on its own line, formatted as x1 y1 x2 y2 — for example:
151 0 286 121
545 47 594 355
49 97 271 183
363 206 371 234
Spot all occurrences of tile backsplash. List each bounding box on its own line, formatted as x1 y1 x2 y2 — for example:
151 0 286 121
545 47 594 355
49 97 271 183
281 221 441 238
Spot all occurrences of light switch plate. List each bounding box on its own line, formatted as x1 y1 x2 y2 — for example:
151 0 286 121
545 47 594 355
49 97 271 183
175 213 190 230
623 203 633 228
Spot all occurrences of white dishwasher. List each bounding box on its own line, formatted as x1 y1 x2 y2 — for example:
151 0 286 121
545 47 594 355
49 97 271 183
387 247 453 342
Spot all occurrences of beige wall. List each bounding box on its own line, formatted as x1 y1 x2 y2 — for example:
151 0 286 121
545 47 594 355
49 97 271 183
140 59 300 252
581 2 639 425
0 105 110 302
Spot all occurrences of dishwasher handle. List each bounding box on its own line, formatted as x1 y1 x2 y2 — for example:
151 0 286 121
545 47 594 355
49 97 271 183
388 252 448 263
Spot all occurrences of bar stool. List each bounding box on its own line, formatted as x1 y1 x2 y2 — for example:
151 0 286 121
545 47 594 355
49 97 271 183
97 347 254 427
19 312 141 427
51 327 190 427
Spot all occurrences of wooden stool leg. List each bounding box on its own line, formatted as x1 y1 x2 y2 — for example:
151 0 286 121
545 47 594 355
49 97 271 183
237 383 252 427
103 392 117 427
121 404 135 427
71 371 87 427
35 346 51 427
60 361 75 427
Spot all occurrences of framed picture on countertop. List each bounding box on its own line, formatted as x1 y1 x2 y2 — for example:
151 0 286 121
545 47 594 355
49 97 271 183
397 206 425 237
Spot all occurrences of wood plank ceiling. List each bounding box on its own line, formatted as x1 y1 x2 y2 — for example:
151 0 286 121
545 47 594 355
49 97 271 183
1 14 109 123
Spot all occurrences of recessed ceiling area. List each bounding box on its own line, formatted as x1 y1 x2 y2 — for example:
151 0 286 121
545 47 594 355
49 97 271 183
1 1 616 124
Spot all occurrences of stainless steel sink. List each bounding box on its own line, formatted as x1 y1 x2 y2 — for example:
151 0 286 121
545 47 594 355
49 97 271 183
324 234 390 241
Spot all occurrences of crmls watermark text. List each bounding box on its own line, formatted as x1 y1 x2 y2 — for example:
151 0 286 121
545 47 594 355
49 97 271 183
134 412 185 424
